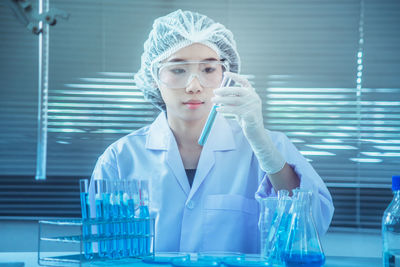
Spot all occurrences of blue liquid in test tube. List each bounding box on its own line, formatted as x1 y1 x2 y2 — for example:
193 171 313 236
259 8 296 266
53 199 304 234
126 179 139 257
120 182 131 257
79 179 93 260
95 179 107 258
102 192 113 259
110 181 123 259
138 180 150 256
198 76 232 146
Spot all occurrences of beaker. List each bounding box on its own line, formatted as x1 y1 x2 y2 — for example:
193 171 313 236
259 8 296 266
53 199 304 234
284 189 325 267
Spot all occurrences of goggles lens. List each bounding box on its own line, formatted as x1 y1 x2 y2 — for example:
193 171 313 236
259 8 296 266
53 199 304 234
156 60 227 89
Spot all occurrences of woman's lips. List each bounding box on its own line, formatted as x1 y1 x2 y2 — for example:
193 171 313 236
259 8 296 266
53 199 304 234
183 100 204 109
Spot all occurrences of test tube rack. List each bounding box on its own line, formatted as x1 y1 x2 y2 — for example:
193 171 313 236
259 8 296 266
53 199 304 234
38 217 155 266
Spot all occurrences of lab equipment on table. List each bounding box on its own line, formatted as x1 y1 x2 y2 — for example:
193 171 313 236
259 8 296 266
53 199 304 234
126 179 140 257
198 251 245 262
223 254 270 267
94 179 108 258
38 178 155 266
138 180 151 255
284 189 325 267
265 190 292 265
382 175 400 267
171 256 220 267
256 189 291 265
79 179 93 260
198 75 232 146
142 252 190 264
109 180 124 259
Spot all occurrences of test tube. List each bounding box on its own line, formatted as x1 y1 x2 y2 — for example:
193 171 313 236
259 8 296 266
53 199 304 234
110 180 123 259
138 180 150 256
198 76 232 146
127 179 139 257
79 179 93 260
120 180 130 257
95 179 107 258
101 181 113 259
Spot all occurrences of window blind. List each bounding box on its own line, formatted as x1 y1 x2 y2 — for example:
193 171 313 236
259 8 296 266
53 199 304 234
0 0 398 229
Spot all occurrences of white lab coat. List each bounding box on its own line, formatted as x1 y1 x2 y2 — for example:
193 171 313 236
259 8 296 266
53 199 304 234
89 111 334 253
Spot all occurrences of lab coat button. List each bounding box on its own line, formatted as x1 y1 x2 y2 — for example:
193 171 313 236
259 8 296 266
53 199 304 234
186 200 194 209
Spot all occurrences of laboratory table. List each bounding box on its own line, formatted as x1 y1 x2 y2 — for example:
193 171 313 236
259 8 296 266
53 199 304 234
0 252 383 267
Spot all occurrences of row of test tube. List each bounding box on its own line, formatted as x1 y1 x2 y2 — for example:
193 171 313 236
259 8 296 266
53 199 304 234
79 178 151 260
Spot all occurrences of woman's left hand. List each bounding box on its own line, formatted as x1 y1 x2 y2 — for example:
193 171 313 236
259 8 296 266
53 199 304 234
212 71 264 134
212 71 286 175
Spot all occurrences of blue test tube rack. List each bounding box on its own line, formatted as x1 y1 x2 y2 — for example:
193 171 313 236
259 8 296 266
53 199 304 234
37 179 155 266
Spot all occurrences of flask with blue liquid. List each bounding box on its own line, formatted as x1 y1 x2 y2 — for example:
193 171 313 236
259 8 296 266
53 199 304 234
382 175 400 267
267 190 293 265
284 189 325 267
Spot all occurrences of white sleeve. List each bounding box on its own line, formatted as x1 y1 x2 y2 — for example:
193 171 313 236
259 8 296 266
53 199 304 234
88 152 119 218
256 131 334 236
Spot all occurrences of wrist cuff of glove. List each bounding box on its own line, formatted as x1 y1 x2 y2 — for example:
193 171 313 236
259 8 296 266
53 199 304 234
258 149 286 175
247 128 287 174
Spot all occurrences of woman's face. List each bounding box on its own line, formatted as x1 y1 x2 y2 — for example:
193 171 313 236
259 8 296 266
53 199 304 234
157 43 222 125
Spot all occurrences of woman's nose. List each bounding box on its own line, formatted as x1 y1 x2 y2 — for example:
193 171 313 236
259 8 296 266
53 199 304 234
186 75 203 93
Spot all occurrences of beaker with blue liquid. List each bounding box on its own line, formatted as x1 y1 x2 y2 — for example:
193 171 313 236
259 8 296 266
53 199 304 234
284 189 325 267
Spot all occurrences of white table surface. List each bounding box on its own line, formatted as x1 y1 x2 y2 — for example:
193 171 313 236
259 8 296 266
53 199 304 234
0 252 383 267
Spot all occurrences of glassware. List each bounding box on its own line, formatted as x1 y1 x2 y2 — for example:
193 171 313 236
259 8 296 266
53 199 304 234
142 252 190 264
171 257 220 267
266 190 292 265
79 179 93 260
198 75 233 146
109 180 123 259
223 254 270 267
256 189 292 265
138 180 151 255
284 189 325 267
94 179 108 258
382 175 400 267
198 251 245 262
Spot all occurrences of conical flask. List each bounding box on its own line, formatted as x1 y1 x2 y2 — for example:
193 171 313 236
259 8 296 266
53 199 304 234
256 194 279 258
266 190 292 264
284 189 325 267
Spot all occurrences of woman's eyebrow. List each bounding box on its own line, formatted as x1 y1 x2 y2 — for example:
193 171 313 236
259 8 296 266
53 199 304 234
166 57 219 63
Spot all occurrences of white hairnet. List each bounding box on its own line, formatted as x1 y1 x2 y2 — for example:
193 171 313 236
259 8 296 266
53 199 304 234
134 9 241 111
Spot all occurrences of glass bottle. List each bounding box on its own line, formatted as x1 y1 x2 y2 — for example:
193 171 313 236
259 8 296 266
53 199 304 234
284 189 325 267
382 175 400 267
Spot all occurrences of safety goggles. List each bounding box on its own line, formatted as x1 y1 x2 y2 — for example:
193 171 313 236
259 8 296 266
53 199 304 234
152 60 229 89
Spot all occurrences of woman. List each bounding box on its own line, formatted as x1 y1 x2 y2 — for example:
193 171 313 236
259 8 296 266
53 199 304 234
89 9 334 253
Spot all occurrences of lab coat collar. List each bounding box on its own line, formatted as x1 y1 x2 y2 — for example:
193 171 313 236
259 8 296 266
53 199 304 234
146 111 236 197
146 111 236 151
145 112 171 150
